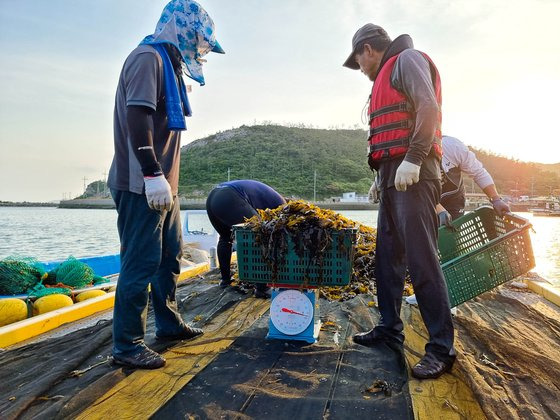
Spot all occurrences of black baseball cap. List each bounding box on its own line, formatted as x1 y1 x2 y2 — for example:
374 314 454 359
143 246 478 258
343 23 389 69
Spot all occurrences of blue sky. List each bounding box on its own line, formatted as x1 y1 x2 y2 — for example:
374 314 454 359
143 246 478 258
1 0 559 202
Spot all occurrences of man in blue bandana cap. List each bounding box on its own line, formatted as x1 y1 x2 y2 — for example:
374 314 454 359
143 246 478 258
107 0 224 369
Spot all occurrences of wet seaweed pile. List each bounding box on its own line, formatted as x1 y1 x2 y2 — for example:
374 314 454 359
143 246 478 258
242 200 382 301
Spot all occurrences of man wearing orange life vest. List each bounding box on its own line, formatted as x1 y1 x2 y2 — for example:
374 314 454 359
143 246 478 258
343 24 455 379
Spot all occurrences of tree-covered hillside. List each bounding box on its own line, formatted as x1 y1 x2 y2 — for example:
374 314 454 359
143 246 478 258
179 124 560 199
179 125 374 199
468 148 560 197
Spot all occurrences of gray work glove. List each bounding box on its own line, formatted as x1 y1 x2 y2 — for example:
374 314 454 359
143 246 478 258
368 178 380 204
395 160 420 192
491 198 510 217
438 210 454 229
144 174 173 211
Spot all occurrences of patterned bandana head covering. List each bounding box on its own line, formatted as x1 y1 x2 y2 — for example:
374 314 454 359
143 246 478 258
142 0 224 86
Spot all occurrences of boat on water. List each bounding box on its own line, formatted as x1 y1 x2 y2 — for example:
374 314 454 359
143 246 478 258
0 208 559 419
530 208 560 217
41 254 121 278
1 267 558 419
182 209 218 253
0 254 121 301
528 197 560 217
1 209 214 301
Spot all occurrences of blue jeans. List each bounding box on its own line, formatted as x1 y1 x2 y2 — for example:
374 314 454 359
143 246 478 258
111 189 185 355
375 180 455 359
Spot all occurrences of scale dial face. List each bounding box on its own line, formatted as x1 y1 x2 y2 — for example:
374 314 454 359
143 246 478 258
270 290 313 335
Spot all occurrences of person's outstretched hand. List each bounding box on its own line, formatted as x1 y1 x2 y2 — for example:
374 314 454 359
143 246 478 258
491 198 510 217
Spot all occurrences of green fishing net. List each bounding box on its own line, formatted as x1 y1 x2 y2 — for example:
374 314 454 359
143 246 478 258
27 283 72 298
45 256 94 288
93 275 110 285
0 257 46 295
0 256 107 297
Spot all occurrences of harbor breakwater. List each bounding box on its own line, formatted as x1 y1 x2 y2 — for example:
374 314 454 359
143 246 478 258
57 198 378 211
57 198 530 212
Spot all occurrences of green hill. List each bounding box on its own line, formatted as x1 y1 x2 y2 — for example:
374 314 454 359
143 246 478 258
467 148 560 196
179 125 374 199
179 125 560 198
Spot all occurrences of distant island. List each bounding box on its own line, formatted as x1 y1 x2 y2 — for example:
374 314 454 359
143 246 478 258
0 201 57 207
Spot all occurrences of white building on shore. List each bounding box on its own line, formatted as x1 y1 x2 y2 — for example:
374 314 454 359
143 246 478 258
339 192 368 203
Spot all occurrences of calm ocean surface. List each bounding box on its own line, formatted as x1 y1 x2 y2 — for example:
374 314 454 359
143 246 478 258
0 207 558 285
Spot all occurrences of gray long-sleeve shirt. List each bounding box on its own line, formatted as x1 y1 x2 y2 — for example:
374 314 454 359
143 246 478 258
391 49 440 167
376 37 440 189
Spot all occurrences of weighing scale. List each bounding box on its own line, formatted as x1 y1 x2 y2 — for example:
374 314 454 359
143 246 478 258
267 287 321 343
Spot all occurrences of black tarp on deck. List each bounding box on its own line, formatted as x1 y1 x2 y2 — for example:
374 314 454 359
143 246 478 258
155 298 412 419
0 272 413 420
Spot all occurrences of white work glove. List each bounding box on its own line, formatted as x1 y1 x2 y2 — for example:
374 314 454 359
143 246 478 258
144 174 173 211
395 160 420 192
368 178 380 203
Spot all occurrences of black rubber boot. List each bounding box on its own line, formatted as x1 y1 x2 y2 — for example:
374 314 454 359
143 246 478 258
411 352 455 379
155 324 204 342
112 345 166 369
219 279 232 288
254 285 271 299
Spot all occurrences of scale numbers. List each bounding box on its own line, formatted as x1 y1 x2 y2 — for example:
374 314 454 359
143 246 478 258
270 289 313 335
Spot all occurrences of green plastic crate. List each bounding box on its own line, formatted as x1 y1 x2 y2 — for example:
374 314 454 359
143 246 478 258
438 206 535 307
233 226 356 286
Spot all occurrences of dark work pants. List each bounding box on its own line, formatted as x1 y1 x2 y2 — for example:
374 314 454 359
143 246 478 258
111 189 185 356
441 191 465 221
448 208 464 221
375 180 455 359
441 200 464 221
206 187 266 291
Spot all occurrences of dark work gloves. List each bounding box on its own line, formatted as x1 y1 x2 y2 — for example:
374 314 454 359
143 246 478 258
491 198 511 217
438 210 454 229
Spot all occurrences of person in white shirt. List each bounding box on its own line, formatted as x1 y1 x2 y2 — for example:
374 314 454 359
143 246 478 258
387 136 510 311
436 135 510 226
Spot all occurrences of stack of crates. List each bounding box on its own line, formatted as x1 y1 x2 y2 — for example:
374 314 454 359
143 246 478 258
439 206 535 307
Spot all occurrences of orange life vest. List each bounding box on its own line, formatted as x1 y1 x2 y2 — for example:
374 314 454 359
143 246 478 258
367 51 442 168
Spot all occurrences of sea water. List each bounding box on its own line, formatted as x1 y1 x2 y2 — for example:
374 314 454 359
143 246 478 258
0 207 558 285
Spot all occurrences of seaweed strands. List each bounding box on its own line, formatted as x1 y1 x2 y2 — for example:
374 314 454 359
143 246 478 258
241 200 414 302
321 222 379 302
321 224 414 302
244 201 373 297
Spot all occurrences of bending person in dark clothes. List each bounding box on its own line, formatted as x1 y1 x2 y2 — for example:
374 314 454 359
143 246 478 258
206 180 286 299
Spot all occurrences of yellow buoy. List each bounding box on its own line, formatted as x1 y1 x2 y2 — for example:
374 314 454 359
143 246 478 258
33 294 73 315
75 289 107 302
0 298 29 327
